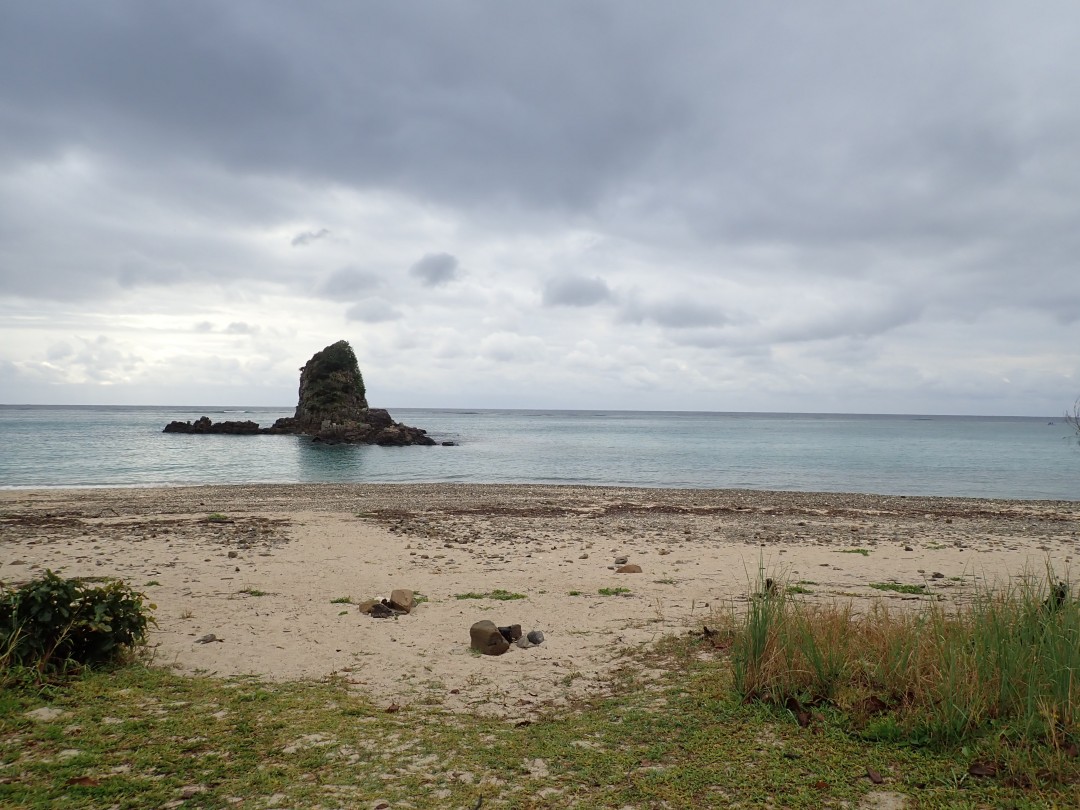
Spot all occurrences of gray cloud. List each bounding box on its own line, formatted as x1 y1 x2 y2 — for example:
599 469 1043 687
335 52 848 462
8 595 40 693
345 299 402 323
291 228 330 247
620 297 728 330
224 322 258 335
409 253 460 287
542 275 612 307
317 267 383 299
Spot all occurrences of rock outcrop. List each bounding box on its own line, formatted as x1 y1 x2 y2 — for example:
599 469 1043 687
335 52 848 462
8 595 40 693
162 340 435 446
163 416 261 435
267 341 434 445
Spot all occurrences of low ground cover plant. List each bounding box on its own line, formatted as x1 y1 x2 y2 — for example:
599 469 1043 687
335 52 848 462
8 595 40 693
0 571 154 676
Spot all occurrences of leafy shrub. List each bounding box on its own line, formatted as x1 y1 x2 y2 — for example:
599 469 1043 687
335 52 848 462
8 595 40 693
1 571 155 672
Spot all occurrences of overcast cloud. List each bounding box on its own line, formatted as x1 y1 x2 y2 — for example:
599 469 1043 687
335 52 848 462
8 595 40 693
1 1 1078 413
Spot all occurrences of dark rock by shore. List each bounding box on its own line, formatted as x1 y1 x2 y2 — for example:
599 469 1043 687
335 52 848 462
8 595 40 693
162 340 436 446
163 416 261 435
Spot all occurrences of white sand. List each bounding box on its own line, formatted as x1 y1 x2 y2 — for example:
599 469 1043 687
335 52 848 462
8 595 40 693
2 484 1077 716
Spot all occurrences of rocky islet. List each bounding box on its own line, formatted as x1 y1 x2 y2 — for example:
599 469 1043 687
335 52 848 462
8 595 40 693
163 340 436 446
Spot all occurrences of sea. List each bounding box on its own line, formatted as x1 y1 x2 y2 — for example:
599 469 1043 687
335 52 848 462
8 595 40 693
0 406 1077 501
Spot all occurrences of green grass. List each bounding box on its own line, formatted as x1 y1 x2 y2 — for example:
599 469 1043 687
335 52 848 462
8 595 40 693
206 513 229 523
568 590 582 596
598 587 631 596
2 639 1077 809
869 582 929 595
786 585 813 595
143 581 160 587
836 548 870 556
329 596 352 604
238 587 269 597
453 589 526 601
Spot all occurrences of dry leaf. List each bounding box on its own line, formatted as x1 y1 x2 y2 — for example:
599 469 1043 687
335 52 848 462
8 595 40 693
65 776 100 786
968 762 997 778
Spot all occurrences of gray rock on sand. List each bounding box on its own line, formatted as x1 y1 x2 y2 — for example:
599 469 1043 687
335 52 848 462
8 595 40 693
515 630 545 649
614 555 629 565
194 633 223 644
470 620 510 656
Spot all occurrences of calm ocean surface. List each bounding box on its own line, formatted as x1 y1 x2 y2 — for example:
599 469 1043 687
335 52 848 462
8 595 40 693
0 406 1077 500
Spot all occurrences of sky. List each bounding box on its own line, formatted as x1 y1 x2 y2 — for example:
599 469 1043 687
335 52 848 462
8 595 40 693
2 2 1079 415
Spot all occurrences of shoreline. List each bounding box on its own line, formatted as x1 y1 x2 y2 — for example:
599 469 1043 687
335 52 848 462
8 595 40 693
3 484 1078 716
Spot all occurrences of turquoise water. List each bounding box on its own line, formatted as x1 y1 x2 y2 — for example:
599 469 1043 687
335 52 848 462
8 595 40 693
0 406 1077 500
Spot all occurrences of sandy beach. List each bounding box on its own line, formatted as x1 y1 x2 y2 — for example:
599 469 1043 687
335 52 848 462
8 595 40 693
2 484 1078 716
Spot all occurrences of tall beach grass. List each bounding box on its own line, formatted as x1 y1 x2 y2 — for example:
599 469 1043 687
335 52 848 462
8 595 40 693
723 567 1078 756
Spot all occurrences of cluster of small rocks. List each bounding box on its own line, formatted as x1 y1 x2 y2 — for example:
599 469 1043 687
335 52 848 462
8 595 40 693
469 621 545 656
358 588 415 619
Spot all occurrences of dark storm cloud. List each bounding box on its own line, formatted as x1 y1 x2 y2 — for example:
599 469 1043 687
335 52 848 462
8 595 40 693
542 276 612 307
409 253 460 288
3 1 1080 307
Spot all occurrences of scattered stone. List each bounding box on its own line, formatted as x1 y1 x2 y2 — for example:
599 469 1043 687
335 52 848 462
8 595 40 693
357 599 379 614
614 555 629 565
194 633 223 644
470 620 510 656
904 546 914 552
931 572 945 580
24 707 68 722
227 550 238 558
369 602 395 619
498 624 523 643
616 564 642 574
526 630 545 645
388 588 415 614
180 785 207 799
515 636 534 649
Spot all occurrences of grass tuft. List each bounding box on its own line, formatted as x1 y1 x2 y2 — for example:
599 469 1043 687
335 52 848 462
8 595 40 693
869 582 929 595
454 589 526 601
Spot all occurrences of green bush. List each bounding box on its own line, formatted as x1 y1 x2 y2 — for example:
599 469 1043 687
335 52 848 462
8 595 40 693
1 570 155 672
